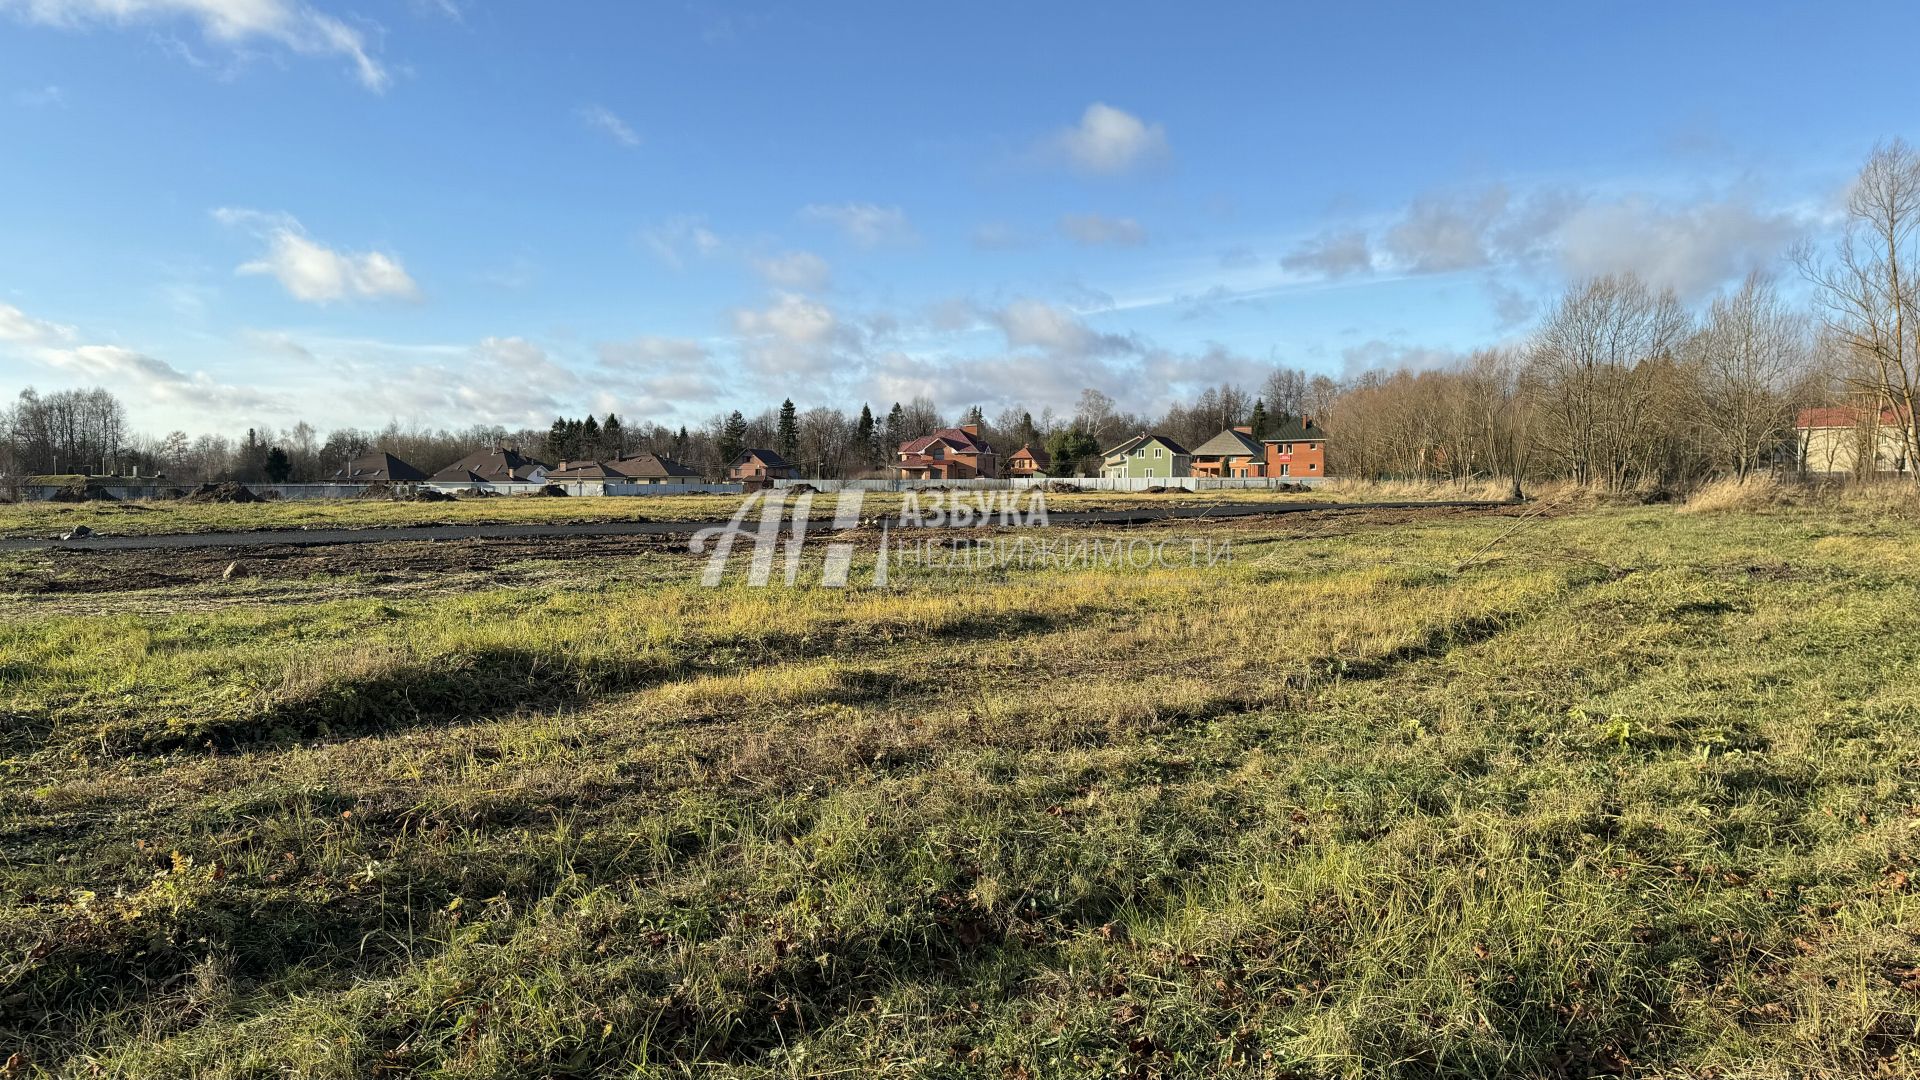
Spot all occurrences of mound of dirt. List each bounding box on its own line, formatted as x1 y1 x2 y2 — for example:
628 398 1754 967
407 488 457 502
787 482 821 494
1043 481 1081 494
48 481 119 503
355 483 395 500
182 482 265 504
538 484 570 497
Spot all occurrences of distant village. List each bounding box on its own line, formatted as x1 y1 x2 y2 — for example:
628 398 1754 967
330 416 1331 496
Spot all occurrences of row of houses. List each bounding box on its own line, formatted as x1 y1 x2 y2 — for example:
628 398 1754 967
335 446 712 494
335 418 1332 494
879 420 1330 481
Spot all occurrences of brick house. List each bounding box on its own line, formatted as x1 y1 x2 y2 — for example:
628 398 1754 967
1006 443 1051 478
1189 427 1265 477
1260 418 1327 478
895 424 999 479
727 448 796 484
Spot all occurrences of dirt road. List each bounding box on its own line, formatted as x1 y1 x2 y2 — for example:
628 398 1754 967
0 499 1505 553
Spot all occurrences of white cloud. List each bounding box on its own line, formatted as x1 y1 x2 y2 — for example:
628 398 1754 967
801 202 915 247
40 342 283 414
971 222 1025 250
1059 212 1146 247
1339 339 1463 378
12 83 62 106
1282 181 1806 301
731 291 849 376
1 0 390 90
643 215 723 268
1554 196 1800 300
1052 103 1168 175
0 301 75 343
577 103 640 147
991 298 1133 358
1280 229 1372 277
751 250 831 291
215 208 420 303
596 335 711 369
733 291 836 345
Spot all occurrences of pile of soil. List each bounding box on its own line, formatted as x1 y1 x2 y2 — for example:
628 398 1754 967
182 482 266 504
538 484 570 497
1043 481 1082 494
48 481 119 503
355 483 396 500
787 482 821 494
407 488 457 502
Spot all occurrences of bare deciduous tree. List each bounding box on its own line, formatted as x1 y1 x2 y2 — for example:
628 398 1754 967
1686 274 1811 478
1527 273 1690 490
1798 139 1920 479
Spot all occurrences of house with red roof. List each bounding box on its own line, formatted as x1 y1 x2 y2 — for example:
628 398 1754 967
1006 442 1050 478
1797 404 1914 476
894 424 999 480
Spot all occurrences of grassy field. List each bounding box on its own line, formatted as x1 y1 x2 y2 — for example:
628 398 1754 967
2 500 1918 1077
0 489 1363 540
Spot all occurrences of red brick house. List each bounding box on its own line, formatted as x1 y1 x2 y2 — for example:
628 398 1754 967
894 424 999 479
1006 443 1050 478
1260 418 1327 478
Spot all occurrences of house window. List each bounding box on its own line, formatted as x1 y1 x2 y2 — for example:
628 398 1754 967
1153 446 1162 457
1146 468 1155 477
1280 464 1290 476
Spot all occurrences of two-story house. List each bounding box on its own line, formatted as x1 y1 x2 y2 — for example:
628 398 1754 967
894 424 999 479
1101 433 1192 479
1261 418 1327 478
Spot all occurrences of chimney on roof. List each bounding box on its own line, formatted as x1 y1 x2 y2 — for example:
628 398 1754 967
959 422 980 437
1233 425 1252 435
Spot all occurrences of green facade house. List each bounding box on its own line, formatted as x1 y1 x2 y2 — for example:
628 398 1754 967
1100 433 1193 479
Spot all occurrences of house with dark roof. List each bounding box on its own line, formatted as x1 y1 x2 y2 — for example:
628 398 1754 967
1189 427 1265 478
1259 417 1328 479
1101 433 1191 479
1006 442 1050 478
727 448 795 484
427 446 552 493
548 452 705 492
894 424 999 479
336 450 427 484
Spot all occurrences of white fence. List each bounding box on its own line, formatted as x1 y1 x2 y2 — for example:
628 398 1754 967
19 481 391 501
772 476 1328 493
595 482 745 496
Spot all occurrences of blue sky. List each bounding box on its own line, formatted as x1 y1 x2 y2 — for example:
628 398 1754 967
1 0 1916 435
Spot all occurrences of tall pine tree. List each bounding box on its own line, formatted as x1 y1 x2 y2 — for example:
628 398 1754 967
719 411 748 471
1248 399 1269 439
855 404 876 467
776 398 799 462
